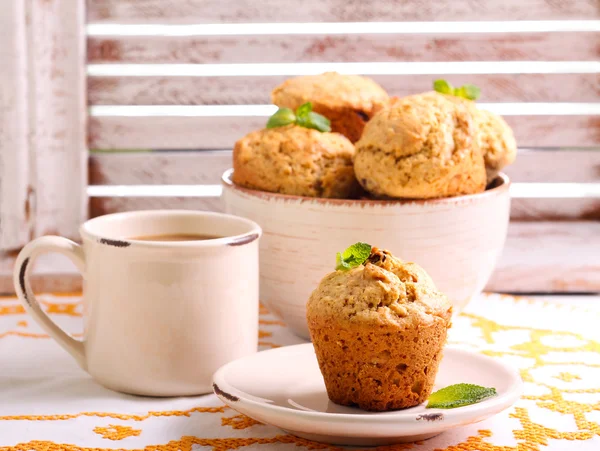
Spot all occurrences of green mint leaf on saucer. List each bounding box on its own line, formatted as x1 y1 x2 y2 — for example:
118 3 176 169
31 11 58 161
427 383 497 409
335 242 372 271
299 111 331 132
455 84 481 101
266 107 296 129
295 102 313 118
433 79 454 95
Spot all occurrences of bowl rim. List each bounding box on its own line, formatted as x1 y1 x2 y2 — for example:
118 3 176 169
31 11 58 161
221 169 510 207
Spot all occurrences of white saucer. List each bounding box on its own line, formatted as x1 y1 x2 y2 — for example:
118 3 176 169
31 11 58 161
213 344 522 446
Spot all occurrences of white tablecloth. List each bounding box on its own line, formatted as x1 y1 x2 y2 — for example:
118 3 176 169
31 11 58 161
1 292 599 450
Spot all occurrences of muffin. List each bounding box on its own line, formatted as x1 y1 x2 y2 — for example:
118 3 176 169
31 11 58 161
272 72 389 143
232 124 360 198
473 109 517 183
354 92 486 199
438 95 517 184
307 247 453 411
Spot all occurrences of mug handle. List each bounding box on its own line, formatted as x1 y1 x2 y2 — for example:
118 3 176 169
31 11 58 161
13 236 87 370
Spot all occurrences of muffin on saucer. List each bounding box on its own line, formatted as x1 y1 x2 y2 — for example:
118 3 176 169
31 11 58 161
306 245 453 411
232 124 360 198
354 92 486 199
272 72 389 143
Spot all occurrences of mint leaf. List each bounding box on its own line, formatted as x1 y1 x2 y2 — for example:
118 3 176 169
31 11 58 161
427 383 497 409
336 252 350 271
335 242 372 271
267 102 332 133
434 80 481 101
457 84 481 101
433 79 454 95
299 111 331 132
266 108 296 129
295 102 313 117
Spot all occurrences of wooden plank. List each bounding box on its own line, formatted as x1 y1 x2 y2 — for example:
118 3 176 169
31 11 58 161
88 74 600 105
89 196 224 218
487 221 600 292
87 32 598 65
0 0 32 249
511 198 600 221
88 115 600 150
0 0 89 252
504 150 600 184
89 149 600 186
89 116 265 150
89 151 232 185
4 221 597 293
27 0 87 245
87 0 599 23
505 116 599 148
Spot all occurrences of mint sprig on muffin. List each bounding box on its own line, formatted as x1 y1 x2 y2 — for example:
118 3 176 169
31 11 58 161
434 79 481 101
335 242 372 271
266 102 332 132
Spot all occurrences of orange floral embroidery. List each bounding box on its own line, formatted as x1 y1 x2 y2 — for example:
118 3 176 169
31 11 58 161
43 302 80 317
0 406 225 422
258 330 273 339
0 301 81 317
94 425 141 440
554 372 581 382
221 413 262 430
0 305 25 316
259 319 286 326
258 341 281 349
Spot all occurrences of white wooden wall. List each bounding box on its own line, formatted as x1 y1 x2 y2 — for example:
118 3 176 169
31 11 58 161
0 0 87 251
84 0 600 293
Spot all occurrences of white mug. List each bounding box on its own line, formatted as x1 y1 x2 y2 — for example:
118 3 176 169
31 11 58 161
13 210 262 396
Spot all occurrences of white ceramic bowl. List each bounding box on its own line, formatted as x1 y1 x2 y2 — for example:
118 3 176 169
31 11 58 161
222 169 510 339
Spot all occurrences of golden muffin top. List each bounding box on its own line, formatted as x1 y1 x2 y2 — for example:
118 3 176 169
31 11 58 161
272 72 389 113
306 247 453 328
232 125 358 198
430 93 517 180
357 91 475 160
472 109 517 176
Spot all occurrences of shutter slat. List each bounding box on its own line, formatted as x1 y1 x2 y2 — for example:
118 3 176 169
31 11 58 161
87 0 599 23
88 73 600 105
88 115 600 150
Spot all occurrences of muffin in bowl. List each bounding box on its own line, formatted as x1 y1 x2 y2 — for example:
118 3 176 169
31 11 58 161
473 109 517 184
354 92 487 199
232 124 360 199
307 246 453 411
272 72 389 143
402 86 517 184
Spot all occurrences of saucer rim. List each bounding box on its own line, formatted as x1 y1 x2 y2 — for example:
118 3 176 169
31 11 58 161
212 343 523 426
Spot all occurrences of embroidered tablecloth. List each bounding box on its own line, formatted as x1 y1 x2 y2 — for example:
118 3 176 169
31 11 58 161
1 292 599 450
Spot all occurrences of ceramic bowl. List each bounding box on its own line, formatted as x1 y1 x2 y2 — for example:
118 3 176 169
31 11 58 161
222 169 510 339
